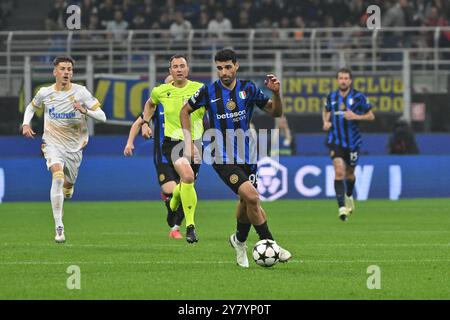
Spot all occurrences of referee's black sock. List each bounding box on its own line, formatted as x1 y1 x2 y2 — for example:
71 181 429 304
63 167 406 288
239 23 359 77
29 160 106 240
254 221 274 241
175 206 185 226
334 180 345 207
346 179 356 197
236 220 251 243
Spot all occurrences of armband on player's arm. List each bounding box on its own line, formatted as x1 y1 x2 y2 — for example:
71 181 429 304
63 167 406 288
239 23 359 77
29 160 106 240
22 103 36 126
86 108 106 122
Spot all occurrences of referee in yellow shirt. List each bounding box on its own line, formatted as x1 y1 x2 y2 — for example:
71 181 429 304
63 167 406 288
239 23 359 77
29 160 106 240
142 54 205 243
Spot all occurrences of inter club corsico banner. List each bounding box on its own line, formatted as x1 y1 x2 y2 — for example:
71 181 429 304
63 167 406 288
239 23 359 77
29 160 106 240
278 76 404 114
95 75 403 120
19 75 404 121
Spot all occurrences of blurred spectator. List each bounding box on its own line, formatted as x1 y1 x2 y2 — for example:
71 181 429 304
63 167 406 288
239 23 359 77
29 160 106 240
388 120 419 154
87 12 100 30
256 0 280 26
201 0 217 12
236 11 251 29
434 0 450 15
106 10 129 41
257 17 272 29
163 0 177 19
424 6 441 46
275 17 292 42
424 5 450 59
382 0 409 62
177 0 201 22
151 12 171 30
348 0 366 26
140 0 158 23
293 15 306 41
239 0 256 25
46 0 68 30
121 0 136 24
79 0 97 29
194 10 209 30
169 11 192 41
223 0 239 27
207 10 232 40
302 0 324 28
99 0 116 29
131 11 148 30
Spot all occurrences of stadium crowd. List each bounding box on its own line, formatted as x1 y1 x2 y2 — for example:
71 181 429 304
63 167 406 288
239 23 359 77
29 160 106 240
0 0 14 29
44 0 450 33
40 0 450 54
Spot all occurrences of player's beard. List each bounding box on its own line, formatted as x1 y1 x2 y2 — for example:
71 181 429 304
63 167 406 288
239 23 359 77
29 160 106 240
220 75 234 86
339 83 349 92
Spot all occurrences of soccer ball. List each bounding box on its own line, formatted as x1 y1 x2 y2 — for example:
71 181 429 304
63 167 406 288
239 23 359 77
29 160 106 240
252 239 280 267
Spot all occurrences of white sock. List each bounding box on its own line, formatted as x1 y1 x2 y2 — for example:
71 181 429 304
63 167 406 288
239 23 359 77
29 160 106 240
51 172 65 229
171 225 180 231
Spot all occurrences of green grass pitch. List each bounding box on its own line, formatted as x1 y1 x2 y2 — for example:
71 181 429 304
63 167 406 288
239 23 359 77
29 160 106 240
0 199 449 299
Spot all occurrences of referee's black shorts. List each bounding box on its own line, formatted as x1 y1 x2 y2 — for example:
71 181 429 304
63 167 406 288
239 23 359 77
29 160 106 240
154 163 179 186
161 137 201 180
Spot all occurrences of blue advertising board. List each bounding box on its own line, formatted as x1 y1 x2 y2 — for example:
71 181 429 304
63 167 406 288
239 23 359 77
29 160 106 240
1 155 449 202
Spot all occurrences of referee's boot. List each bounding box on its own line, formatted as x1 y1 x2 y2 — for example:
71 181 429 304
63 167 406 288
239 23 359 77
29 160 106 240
186 224 198 243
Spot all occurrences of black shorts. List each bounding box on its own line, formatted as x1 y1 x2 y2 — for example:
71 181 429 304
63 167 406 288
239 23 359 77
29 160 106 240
213 164 258 194
155 163 179 186
328 144 360 167
158 138 201 186
162 138 184 163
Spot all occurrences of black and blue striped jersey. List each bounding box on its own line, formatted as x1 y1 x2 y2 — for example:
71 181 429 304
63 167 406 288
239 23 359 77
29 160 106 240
325 89 371 151
188 79 270 164
151 103 169 165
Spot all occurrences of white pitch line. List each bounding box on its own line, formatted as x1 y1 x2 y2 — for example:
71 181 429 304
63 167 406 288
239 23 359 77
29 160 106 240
1 243 182 248
282 230 450 234
299 243 450 247
0 259 449 266
2 243 449 249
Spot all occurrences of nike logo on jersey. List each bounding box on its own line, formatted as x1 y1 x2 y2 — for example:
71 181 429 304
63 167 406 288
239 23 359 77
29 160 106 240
210 98 221 103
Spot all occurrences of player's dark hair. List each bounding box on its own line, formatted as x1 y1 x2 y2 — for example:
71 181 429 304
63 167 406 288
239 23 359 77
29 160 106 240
336 67 352 79
53 56 75 67
214 49 237 64
169 54 188 68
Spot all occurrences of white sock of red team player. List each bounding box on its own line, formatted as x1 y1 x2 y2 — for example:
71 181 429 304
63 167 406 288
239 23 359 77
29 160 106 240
51 171 65 229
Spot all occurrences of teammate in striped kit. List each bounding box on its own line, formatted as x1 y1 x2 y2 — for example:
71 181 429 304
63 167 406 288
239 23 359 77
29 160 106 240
322 68 375 221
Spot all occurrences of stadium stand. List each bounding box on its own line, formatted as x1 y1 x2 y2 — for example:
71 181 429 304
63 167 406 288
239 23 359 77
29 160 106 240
0 0 449 138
